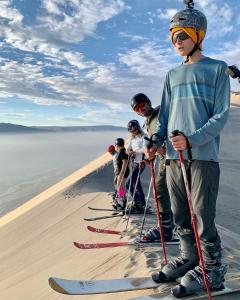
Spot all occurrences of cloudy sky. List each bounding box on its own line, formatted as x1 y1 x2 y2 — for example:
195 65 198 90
0 0 239 126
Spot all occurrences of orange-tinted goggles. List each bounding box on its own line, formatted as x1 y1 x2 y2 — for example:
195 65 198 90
134 101 145 112
172 31 190 44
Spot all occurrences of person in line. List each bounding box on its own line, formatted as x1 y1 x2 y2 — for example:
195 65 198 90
131 93 175 242
125 120 147 214
112 138 129 210
145 0 230 295
107 144 118 199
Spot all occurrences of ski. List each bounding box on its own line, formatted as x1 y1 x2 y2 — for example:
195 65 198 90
88 206 123 212
129 278 240 299
86 226 180 242
48 276 160 295
74 241 133 249
87 225 130 236
73 238 180 249
84 213 124 222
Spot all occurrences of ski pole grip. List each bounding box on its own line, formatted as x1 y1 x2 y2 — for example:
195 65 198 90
171 130 180 137
144 136 152 150
171 130 192 162
144 133 160 149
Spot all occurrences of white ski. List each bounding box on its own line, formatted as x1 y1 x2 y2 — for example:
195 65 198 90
48 276 159 295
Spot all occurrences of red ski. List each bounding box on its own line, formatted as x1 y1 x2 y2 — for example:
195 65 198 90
87 225 131 236
73 238 180 250
73 241 131 249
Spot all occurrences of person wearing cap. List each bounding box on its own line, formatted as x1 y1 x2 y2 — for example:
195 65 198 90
110 138 129 210
125 120 147 214
107 144 118 189
131 93 175 242
145 0 230 296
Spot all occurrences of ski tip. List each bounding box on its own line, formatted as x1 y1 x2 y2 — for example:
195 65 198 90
73 242 82 248
87 225 94 231
48 277 69 294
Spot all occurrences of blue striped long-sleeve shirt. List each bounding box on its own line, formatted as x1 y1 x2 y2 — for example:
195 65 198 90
156 57 230 162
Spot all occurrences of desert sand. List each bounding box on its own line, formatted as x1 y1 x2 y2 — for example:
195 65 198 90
0 106 239 300
231 92 240 107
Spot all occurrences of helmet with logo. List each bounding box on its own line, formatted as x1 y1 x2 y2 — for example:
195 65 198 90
170 1 207 34
131 93 151 110
170 1 207 60
127 120 141 132
115 138 124 147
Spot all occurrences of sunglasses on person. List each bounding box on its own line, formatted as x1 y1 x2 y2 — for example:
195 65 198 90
127 126 138 132
172 31 190 44
133 101 145 112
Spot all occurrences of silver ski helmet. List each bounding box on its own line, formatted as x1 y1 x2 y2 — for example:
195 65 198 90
170 1 207 35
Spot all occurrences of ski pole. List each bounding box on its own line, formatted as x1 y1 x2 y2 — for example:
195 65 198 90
124 163 142 231
145 135 167 265
137 157 158 244
124 137 134 215
124 156 134 217
171 130 212 300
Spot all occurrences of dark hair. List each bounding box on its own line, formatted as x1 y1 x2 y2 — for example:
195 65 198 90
115 138 124 147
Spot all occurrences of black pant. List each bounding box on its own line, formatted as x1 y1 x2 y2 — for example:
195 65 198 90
126 163 145 208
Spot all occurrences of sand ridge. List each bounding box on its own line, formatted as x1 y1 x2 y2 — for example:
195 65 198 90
0 152 111 228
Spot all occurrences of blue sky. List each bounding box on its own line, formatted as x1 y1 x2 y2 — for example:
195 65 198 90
0 0 239 126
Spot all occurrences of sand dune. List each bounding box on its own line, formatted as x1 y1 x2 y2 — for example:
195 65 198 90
1 185 239 300
0 107 240 300
231 92 240 107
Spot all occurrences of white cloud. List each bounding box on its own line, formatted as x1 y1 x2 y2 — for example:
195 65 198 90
208 38 240 91
85 64 117 84
210 39 240 66
38 0 125 43
0 1 23 25
0 39 181 109
196 1 234 37
62 52 97 70
119 42 176 77
0 0 125 59
118 32 147 42
157 8 178 21
0 0 238 122
0 0 131 106
67 109 130 126
1 112 25 118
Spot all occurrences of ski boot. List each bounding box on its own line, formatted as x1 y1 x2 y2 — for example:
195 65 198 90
125 205 144 214
139 226 179 244
171 264 228 297
112 195 126 211
152 251 199 283
139 212 175 243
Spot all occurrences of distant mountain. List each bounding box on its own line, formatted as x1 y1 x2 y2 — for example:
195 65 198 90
0 123 45 133
0 123 126 133
34 125 126 132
